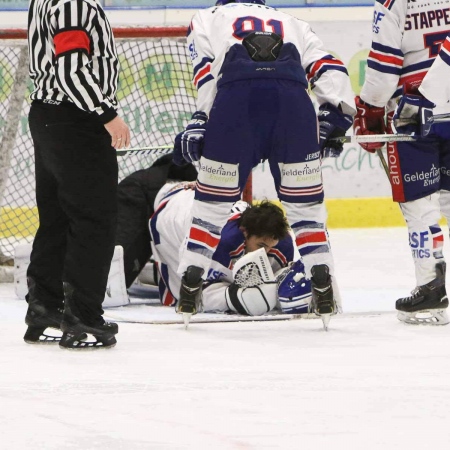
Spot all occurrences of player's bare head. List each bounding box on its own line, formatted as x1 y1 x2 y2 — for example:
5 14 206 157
216 0 266 5
239 200 288 242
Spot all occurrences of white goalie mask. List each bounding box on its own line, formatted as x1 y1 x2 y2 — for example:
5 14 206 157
232 247 276 288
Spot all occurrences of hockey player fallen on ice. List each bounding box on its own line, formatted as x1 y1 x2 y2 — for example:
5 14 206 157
354 0 450 325
172 0 355 329
150 182 342 327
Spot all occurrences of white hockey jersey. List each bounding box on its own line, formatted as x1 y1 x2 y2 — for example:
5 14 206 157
187 2 356 116
360 0 450 115
420 35 450 106
149 184 297 312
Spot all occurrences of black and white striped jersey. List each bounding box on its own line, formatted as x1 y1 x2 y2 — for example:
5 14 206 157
28 0 119 123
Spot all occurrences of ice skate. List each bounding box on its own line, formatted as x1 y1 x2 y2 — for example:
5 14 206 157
60 318 118 349
396 262 449 326
24 301 64 344
59 282 118 349
176 265 204 329
310 264 336 331
23 277 65 344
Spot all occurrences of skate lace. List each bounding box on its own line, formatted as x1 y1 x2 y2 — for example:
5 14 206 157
399 287 421 304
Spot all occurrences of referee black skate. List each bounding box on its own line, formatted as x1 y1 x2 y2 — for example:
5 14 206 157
24 0 130 349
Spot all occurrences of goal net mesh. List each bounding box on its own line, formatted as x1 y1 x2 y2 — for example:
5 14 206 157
0 28 196 260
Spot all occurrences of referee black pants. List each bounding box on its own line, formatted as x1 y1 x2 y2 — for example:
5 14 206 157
27 101 118 325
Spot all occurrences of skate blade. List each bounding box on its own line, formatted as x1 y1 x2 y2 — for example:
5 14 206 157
24 332 88 345
24 334 62 344
321 313 332 331
182 313 192 330
24 325 63 344
59 333 116 350
397 309 449 326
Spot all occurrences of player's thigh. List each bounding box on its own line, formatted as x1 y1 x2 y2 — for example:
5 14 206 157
269 83 322 202
389 139 440 202
272 82 319 163
439 138 450 191
200 84 257 199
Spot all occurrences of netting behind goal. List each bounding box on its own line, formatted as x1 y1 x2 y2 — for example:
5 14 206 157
0 27 198 260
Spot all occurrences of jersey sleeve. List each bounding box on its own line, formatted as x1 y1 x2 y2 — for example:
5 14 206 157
51 0 117 122
420 35 450 106
359 1 406 107
299 21 356 116
187 13 217 116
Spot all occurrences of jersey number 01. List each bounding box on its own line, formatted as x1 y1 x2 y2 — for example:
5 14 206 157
232 16 284 40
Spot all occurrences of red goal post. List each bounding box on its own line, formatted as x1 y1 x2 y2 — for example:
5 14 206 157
0 26 252 262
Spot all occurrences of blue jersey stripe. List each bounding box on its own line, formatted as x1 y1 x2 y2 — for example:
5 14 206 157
367 60 402 75
372 41 404 57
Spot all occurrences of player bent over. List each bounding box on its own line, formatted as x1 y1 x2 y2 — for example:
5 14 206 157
150 184 317 327
173 0 355 329
354 0 450 325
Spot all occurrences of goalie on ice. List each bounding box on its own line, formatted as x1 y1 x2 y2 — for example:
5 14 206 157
149 182 342 326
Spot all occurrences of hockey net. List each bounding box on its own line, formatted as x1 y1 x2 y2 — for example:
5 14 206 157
0 27 199 262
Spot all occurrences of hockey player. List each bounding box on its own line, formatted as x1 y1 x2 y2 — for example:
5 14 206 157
354 0 450 325
173 0 355 329
394 34 450 132
149 185 314 324
419 35 450 105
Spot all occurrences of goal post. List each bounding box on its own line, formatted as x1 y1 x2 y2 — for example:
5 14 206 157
0 27 253 264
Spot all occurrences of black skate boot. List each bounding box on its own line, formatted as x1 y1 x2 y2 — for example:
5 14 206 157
396 262 449 325
59 282 118 349
310 264 336 331
176 265 204 329
23 277 64 344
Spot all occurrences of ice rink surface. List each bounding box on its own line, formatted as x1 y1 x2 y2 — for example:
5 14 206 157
1 227 450 450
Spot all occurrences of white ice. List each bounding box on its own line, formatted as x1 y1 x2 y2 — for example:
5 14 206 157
1 227 450 450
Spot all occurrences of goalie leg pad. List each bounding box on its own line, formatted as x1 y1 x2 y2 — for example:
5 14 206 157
103 246 130 308
226 282 278 316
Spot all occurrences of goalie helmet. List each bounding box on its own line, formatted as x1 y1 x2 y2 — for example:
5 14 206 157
277 260 311 314
216 0 266 5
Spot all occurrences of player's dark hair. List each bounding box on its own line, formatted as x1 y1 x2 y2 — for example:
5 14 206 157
239 200 289 241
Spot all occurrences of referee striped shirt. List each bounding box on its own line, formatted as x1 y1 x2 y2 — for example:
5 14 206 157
28 0 119 124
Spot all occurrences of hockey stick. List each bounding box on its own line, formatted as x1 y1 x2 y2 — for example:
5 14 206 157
376 149 390 179
116 145 172 156
432 113 450 123
330 138 392 177
333 134 416 144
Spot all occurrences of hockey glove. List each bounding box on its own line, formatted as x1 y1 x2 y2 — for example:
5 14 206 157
353 96 386 152
276 260 311 314
393 94 435 137
173 111 208 166
318 103 353 158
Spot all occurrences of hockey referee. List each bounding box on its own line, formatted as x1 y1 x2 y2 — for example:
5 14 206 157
24 0 130 349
